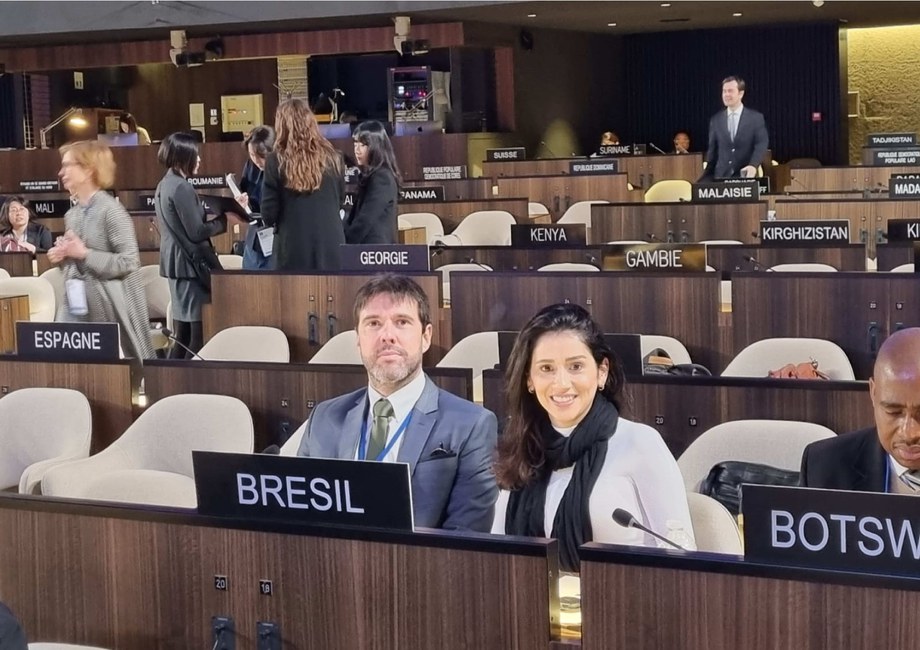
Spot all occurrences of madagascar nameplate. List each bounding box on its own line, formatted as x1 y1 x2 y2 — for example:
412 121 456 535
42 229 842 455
421 165 466 181
16 322 120 360
340 244 429 272
30 199 72 216
692 180 760 202
569 160 618 175
601 243 706 272
761 219 850 246
868 133 917 147
511 224 587 248
873 149 920 166
744 484 920 576
486 147 526 162
892 173 920 180
192 451 414 531
188 175 227 189
18 180 59 192
597 144 634 156
399 186 445 202
889 177 920 200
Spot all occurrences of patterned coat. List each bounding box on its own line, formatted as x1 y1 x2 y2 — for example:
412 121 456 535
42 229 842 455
59 191 154 360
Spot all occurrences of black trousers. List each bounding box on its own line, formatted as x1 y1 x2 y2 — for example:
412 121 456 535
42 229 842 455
168 319 204 360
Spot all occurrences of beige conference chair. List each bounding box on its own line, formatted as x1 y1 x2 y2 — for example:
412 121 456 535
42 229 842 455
722 337 855 380
436 331 500 403
308 330 362 365
0 276 56 321
686 492 744 555
197 326 290 362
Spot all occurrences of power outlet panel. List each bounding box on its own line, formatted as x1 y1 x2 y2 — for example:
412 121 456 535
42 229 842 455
257 621 281 650
212 615 235 650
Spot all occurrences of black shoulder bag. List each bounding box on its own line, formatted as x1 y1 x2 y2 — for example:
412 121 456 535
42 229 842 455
699 461 800 516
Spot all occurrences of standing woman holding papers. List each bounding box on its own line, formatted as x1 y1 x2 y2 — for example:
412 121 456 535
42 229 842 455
492 304 694 571
154 132 230 359
345 120 401 245
46 140 154 360
260 99 345 272
234 125 275 270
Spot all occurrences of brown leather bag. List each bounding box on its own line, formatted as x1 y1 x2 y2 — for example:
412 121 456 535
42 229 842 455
767 359 830 380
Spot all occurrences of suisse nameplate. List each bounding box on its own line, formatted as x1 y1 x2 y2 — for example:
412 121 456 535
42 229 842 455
192 451 414 531
18 180 60 192
597 144 634 156
760 219 850 246
889 177 920 200
399 186 445 203
421 165 466 181
868 133 917 147
569 160 618 175
886 219 920 242
744 484 920 576
340 244 429 272
692 180 760 202
486 147 526 162
16 322 120 360
30 199 72 216
873 149 920 166
188 175 227 189
511 224 587 248
601 243 706 272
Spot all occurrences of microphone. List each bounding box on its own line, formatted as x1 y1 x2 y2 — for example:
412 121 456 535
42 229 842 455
750 231 761 239
648 142 667 155
612 508 687 551
646 232 660 242
539 140 559 159
584 252 598 264
677 197 689 202
429 242 447 258
744 255 773 272
160 327 207 361
786 175 810 195
466 257 492 272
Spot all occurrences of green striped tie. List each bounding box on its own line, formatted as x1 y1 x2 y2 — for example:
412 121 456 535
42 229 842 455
367 399 393 460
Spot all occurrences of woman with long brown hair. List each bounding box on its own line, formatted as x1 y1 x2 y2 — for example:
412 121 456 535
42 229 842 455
260 98 345 272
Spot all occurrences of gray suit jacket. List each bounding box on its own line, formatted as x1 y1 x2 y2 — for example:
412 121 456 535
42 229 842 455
297 375 499 532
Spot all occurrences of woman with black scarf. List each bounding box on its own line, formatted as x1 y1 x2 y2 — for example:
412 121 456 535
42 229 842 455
492 303 695 572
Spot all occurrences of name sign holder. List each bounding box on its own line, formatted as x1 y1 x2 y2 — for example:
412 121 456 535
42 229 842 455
421 166 466 181
692 180 760 203
744 484 920 576
760 219 850 246
511 224 586 248
597 144 634 156
16 321 121 360
19 180 60 192
872 149 920 166
868 133 917 147
485 147 526 162
889 177 920 200
188 176 227 189
569 160 618 176
193 451 414 531
340 244 429 272
31 199 73 217
399 186 445 203
601 243 706 272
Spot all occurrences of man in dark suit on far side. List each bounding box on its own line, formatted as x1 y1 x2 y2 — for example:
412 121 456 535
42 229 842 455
700 75 769 180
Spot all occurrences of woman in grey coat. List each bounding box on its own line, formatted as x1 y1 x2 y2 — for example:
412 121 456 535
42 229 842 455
154 132 232 358
47 140 154 361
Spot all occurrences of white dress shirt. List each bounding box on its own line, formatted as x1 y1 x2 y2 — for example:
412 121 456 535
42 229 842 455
888 455 920 495
358 370 427 462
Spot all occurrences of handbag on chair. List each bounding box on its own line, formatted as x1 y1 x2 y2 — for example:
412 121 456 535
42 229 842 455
699 461 800 516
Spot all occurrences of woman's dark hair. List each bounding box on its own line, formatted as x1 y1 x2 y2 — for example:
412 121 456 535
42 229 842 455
494 303 627 490
353 120 402 184
157 132 200 177
120 113 138 131
0 196 31 234
244 125 275 159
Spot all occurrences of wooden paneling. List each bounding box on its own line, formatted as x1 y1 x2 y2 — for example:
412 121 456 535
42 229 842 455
0 496 558 650
731 273 920 379
483 371 870 457
403 178 495 200
876 243 914 272
706 244 868 274
0 359 133 452
34 249 158 275
450 272 725 371
482 153 704 188
786 166 920 192
580 546 920 650
399 198 530 232
0 252 36 277
144 361 473 451
496 174 635 221
204 272 447 363
433 246 603 271
592 202 768 246
0 295 29 353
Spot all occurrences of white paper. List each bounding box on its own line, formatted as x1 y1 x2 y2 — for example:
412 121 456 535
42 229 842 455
256 227 274 256
65 278 89 316
225 173 252 216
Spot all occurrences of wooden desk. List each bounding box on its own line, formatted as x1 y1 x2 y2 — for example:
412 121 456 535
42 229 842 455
495 174 635 221
0 252 35 277
144 361 473 451
0 294 29 353
706 244 868 275
399 226 428 245
402 178 494 200
786 165 920 192
0 359 133 452
580 544 920 650
876 243 914 271
398 198 530 233
591 202 768 245
432 246 603 271
482 371 871 457
0 495 560 650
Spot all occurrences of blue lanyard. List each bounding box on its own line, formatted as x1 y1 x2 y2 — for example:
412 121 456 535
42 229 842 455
357 409 414 461
884 460 891 494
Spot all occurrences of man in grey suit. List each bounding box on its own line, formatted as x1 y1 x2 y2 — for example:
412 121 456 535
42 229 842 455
700 75 769 181
297 274 498 532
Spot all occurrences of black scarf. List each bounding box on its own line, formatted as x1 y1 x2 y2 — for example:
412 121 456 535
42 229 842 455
505 395 620 572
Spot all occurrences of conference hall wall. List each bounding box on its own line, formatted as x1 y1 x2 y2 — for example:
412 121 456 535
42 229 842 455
623 22 845 165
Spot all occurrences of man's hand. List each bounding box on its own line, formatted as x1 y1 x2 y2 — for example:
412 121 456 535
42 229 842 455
740 165 757 179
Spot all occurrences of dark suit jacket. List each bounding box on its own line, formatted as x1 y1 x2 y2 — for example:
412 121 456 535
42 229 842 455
1 222 53 251
700 105 769 181
799 427 888 492
297 375 499 532
345 167 398 245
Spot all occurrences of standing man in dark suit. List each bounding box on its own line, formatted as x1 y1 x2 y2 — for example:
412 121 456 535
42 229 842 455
800 328 920 494
700 76 769 180
297 274 499 531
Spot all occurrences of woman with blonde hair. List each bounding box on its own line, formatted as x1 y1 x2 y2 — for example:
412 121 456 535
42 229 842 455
260 98 345 272
47 140 154 360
